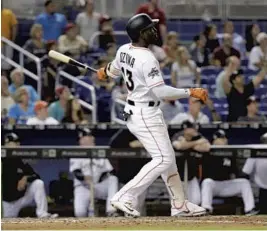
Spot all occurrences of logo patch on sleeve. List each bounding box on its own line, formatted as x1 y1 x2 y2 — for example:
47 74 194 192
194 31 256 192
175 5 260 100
148 67 159 79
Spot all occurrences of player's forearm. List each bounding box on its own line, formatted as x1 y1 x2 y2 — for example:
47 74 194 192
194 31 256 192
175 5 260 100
152 84 190 100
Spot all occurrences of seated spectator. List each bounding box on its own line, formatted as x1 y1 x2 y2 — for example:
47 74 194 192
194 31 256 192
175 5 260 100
213 33 240 67
203 24 220 53
248 32 267 71
62 98 87 124
1 76 15 121
172 121 211 205
201 130 258 215
8 68 39 103
26 100 59 125
170 97 210 124
215 56 240 98
190 34 210 67
75 0 101 43
8 87 35 125
222 64 267 121
238 96 266 122
58 23 88 59
23 24 47 60
162 31 180 65
245 24 260 53
35 0 67 41
160 100 184 123
48 86 71 122
106 43 117 63
2 133 58 218
98 16 116 50
171 46 201 88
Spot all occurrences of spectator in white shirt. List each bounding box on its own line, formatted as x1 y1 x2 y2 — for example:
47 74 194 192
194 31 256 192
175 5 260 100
249 32 267 71
160 100 184 123
170 97 210 124
27 101 59 125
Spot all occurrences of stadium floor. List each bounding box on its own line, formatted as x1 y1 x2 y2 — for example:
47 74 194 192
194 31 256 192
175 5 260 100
2 216 267 230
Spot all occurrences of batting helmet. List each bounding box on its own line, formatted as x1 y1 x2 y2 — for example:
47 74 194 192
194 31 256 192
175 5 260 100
126 13 159 42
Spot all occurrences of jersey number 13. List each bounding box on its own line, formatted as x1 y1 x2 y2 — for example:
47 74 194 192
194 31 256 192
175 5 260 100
121 67 134 91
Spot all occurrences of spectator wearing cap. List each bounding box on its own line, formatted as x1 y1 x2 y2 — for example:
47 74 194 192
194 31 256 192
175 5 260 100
58 23 88 59
203 24 220 53
98 16 115 50
26 101 59 125
1 76 15 122
8 87 35 125
249 32 267 71
172 120 211 205
245 24 260 53
213 33 240 67
35 0 67 41
48 86 71 122
243 132 267 214
223 61 267 121
8 68 39 104
75 0 101 43
201 130 258 216
170 97 210 125
136 0 167 46
238 96 266 122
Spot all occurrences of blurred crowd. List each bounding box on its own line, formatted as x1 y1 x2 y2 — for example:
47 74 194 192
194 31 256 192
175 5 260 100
1 0 267 125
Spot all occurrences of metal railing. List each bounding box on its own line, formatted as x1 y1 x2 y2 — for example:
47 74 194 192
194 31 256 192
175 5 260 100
111 98 127 125
1 37 42 96
58 70 97 124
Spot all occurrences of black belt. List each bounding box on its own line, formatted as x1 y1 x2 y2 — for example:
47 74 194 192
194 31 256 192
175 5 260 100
127 100 160 107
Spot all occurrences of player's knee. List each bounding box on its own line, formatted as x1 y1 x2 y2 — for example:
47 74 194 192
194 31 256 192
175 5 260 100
202 178 215 189
31 179 45 189
238 178 251 188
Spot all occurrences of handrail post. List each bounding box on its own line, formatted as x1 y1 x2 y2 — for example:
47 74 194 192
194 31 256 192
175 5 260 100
19 52 24 68
36 61 42 98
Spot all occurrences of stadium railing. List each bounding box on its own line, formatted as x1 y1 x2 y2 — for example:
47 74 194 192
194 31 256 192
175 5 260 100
111 98 126 125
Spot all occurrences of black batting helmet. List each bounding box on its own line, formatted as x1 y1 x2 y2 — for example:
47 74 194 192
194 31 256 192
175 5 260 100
126 13 159 42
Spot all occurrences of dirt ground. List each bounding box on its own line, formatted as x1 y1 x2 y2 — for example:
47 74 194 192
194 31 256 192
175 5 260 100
2 216 267 230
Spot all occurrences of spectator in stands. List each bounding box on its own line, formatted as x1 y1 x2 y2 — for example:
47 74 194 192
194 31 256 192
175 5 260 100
203 24 220 53
48 86 71 122
213 33 240 67
1 7 17 71
215 56 240 98
112 77 127 102
8 87 35 125
172 121 211 205
2 132 58 218
149 44 168 68
245 24 260 53
23 24 47 61
201 130 258 215
190 34 210 67
26 100 59 125
35 0 67 41
248 32 267 71
98 16 116 50
8 68 39 104
223 63 267 121
171 46 201 88
243 132 267 214
1 76 15 122
169 97 210 124
75 0 101 43
162 31 180 66
62 98 87 124
160 100 184 123
238 96 266 122
136 0 166 46
58 23 88 59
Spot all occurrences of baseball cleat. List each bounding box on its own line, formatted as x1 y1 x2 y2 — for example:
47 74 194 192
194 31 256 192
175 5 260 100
111 200 140 217
171 200 206 217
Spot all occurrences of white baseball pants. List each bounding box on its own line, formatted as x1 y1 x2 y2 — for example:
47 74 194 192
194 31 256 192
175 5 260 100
3 179 50 218
201 178 255 212
74 175 118 217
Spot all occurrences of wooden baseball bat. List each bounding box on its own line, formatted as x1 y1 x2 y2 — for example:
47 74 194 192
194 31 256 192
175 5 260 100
48 50 97 73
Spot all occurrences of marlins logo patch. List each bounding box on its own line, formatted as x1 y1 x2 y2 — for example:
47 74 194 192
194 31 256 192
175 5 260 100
148 67 159 79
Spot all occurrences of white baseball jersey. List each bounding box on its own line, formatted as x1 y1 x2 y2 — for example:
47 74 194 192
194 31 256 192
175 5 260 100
69 158 113 186
110 43 164 103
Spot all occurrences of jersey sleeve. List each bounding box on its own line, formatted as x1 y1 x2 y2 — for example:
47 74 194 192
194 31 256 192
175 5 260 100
106 50 121 78
143 57 164 88
69 159 82 172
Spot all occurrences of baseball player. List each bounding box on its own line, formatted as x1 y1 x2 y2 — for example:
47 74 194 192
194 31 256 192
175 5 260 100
96 13 208 217
69 128 119 217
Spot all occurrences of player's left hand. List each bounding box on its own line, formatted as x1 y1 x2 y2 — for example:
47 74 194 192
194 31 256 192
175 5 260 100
189 88 208 103
97 67 108 81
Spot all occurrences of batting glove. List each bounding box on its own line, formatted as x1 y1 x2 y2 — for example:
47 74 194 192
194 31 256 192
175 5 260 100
97 67 108 81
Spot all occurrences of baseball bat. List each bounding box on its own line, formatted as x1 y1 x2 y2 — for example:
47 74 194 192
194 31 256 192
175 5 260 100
48 50 97 73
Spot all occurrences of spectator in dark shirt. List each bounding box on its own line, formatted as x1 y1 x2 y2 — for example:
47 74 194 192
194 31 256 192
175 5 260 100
213 33 240 67
222 64 267 121
238 96 267 122
201 130 258 215
2 133 58 218
203 24 220 53
136 0 166 45
98 16 115 50
62 98 87 124
245 24 260 53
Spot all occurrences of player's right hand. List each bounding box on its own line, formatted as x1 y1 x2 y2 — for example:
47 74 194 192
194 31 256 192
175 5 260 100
96 67 108 81
189 88 208 103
